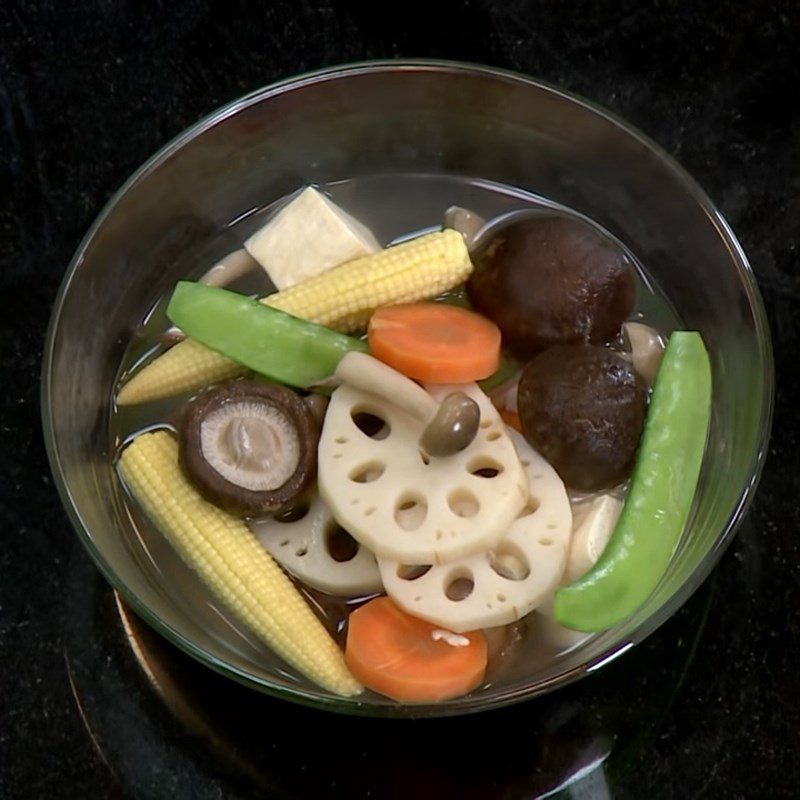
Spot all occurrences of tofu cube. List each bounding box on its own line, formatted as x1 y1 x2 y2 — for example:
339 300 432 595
244 186 381 290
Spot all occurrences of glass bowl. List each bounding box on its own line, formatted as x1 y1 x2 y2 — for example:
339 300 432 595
41 61 773 717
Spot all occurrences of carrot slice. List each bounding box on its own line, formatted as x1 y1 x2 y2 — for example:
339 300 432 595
499 407 523 433
368 303 501 383
345 597 488 703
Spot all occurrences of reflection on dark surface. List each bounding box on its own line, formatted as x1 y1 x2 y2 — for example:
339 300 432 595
62 544 712 800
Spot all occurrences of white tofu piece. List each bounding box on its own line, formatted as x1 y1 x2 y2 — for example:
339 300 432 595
244 186 381 290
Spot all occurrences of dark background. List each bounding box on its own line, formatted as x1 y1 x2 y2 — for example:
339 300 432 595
2 1 798 798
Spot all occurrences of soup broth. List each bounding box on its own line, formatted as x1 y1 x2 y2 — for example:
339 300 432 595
111 174 683 697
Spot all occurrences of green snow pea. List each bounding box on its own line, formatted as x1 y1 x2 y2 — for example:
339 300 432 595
554 331 712 632
167 282 367 388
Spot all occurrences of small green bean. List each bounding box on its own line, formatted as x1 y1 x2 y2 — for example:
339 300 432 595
167 282 367 388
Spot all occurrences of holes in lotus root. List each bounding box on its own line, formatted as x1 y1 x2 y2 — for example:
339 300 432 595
273 501 311 523
324 521 359 563
447 488 480 518
348 461 386 483
445 570 475 602
396 564 432 581
419 450 431 465
394 493 428 531
489 542 530 581
467 457 504 479
350 407 390 440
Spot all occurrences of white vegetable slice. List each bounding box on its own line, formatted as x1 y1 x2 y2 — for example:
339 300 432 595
244 186 380 290
563 493 622 584
378 430 572 632
318 382 527 564
249 490 382 596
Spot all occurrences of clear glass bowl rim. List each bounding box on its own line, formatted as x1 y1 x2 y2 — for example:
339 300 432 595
41 59 774 717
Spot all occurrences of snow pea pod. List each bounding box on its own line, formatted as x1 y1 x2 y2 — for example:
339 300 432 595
167 282 367 388
554 331 711 632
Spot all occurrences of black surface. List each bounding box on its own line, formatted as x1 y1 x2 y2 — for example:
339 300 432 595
2 2 798 798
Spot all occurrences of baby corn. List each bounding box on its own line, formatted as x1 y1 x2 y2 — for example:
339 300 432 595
116 229 473 405
118 430 362 697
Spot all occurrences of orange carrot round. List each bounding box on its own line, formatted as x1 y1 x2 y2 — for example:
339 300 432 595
345 597 487 703
368 303 501 383
499 407 523 433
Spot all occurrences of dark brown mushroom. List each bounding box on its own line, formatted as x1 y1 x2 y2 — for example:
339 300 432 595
517 344 647 491
467 213 636 359
179 379 319 516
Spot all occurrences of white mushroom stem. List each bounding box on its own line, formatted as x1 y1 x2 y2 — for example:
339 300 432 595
199 248 260 287
160 250 261 347
444 206 487 252
563 494 622 584
623 321 666 386
334 352 481 456
334 352 437 424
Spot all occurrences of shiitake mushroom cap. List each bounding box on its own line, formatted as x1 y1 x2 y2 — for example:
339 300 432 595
179 379 319 516
467 213 636 359
517 344 647 491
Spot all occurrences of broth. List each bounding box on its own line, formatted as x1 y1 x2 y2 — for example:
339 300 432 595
110 174 683 696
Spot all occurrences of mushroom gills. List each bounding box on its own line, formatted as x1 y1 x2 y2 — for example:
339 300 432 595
179 379 319 516
200 401 301 491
